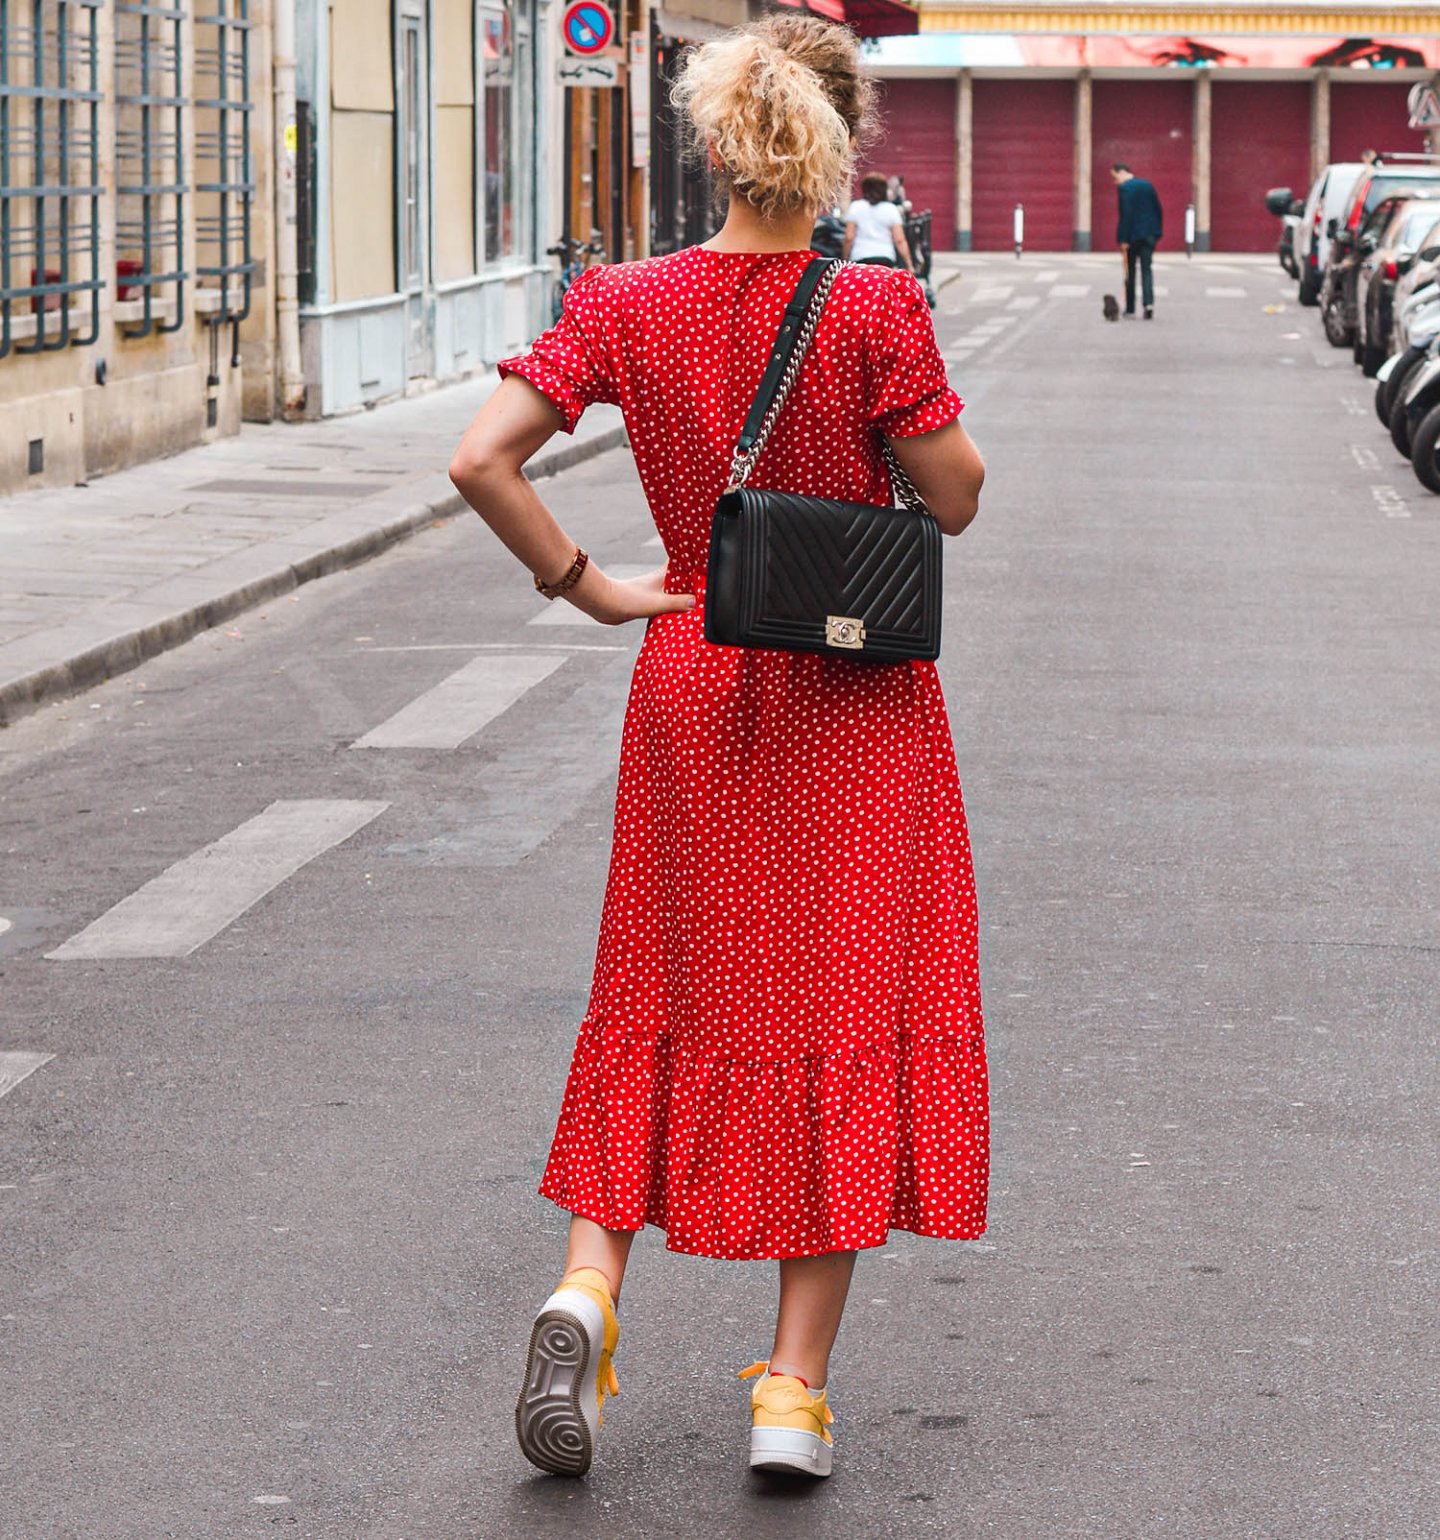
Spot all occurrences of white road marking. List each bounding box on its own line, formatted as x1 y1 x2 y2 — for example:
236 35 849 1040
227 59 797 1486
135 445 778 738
0 917 11 937
968 284 1014 304
1372 484 1410 518
1006 295 1041 310
1350 444 1381 471
47 799 389 960
1030 268 1059 283
0 1051 54 1101
1199 262 1246 274
944 349 977 364
352 653 566 749
1049 284 1092 299
643 533 664 548
1205 287 1247 298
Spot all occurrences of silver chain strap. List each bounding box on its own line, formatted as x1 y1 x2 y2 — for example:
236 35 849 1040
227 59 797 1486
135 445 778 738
726 261 930 517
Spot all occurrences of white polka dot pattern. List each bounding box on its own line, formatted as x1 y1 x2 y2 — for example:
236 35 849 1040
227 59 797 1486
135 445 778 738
498 249 988 1260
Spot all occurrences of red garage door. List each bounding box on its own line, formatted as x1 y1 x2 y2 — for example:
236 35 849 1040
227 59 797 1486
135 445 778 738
1092 81 1193 253
972 79 1074 251
1330 81 1428 162
866 78 957 249
1210 82 1311 251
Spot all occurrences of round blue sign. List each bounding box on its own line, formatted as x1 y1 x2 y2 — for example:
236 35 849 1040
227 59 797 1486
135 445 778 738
563 0 613 54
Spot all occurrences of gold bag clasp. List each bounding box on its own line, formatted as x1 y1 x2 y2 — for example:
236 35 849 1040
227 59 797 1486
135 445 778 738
825 614 866 650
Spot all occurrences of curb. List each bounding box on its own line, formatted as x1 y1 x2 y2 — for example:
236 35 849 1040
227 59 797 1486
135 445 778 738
0 424 628 730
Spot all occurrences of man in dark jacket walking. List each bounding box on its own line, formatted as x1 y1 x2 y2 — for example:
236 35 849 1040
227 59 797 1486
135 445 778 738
1111 163 1164 318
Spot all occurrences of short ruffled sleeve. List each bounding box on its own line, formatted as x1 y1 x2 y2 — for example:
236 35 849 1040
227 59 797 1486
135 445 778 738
863 271 964 439
496 266 619 434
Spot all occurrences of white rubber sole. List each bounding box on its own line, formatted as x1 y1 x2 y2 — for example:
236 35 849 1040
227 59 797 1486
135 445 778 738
515 1289 605 1477
750 1425 834 1478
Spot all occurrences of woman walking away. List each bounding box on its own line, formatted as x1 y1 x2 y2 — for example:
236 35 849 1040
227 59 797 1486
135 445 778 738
449 13 988 1484
844 169 914 270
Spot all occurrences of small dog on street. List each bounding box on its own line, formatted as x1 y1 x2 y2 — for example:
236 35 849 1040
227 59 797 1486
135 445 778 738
1103 294 1120 322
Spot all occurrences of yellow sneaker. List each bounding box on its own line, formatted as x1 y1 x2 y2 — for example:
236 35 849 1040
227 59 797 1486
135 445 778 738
739 1360 835 1478
515 1267 620 1476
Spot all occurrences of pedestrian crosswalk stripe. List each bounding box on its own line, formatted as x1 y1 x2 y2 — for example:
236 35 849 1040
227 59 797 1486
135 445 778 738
1206 286 1247 298
528 565 652 626
1030 269 1059 283
968 285 1014 304
0 1051 54 1101
46 799 389 960
352 653 566 749
1049 284 1092 298
1006 295 1041 310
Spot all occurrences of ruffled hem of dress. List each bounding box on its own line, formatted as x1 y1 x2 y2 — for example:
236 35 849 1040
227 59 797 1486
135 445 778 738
537 1021 990 1261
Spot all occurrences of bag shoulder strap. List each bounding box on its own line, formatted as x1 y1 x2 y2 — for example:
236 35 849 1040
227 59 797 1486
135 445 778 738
726 257 929 515
734 257 836 455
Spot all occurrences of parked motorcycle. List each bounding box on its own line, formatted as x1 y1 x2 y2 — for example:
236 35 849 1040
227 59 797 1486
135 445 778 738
1394 342 1440 490
1374 282 1440 445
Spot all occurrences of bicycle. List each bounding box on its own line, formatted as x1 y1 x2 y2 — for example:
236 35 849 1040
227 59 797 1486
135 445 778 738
547 232 607 322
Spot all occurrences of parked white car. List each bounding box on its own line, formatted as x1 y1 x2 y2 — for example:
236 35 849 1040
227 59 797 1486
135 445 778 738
1296 162 1365 306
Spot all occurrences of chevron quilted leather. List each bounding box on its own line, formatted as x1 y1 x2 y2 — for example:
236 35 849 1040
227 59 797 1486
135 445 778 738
705 487 942 664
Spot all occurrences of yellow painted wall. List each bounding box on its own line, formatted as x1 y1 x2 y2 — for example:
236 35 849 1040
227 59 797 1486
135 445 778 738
434 0 477 282
329 4 397 301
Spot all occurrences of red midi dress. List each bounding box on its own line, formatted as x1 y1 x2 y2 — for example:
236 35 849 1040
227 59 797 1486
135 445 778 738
499 247 988 1260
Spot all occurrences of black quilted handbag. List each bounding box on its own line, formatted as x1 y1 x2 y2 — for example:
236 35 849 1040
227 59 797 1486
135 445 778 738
704 257 942 664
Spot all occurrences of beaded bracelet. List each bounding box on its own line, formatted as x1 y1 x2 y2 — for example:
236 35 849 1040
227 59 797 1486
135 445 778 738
534 546 588 601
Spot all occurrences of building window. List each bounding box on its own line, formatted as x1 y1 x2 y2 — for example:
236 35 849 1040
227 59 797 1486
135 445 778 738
0 0 105 357
114 0 188 335
480 0 533 264
193 0 256 322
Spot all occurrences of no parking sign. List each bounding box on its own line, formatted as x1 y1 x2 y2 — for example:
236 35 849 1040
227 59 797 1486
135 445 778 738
562 0 614 55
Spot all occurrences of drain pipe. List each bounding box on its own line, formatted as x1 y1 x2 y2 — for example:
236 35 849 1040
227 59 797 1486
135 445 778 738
273 0 307 418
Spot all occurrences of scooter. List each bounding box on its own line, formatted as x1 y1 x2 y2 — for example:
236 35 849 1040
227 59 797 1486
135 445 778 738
1393 335 1440 490
1374 281 1440 433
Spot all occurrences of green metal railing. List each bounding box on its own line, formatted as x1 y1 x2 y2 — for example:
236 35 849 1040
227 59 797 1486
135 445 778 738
194 0 253 325
0 0 104 358
114 0 187 336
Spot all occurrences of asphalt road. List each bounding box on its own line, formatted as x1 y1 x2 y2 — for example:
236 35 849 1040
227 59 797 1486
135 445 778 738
2 254 1436 1540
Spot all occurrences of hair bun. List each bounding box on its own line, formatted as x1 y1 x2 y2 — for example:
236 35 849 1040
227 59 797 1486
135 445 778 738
672 16 874 221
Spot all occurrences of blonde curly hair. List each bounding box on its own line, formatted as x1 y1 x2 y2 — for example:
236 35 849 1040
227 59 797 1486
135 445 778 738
670 15 876 221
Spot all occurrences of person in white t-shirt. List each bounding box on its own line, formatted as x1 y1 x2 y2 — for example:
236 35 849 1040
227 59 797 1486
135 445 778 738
843 172 913 270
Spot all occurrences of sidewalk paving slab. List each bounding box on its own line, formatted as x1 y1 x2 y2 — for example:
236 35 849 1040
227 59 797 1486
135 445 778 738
0 372 626 727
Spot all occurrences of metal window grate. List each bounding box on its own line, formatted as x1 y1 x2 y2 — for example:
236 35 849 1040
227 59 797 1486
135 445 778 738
0 0 105 358
114 0 187 336
194 0 253 323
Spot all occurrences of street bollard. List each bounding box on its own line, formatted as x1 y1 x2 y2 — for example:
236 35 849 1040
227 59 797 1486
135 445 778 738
1185 203 1196 258
1014 202 1024 259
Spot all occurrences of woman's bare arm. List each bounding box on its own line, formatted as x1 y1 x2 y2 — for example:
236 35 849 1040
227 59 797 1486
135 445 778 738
843 221 857 260
885 421 985 537
891 224 914 272
449 376 694 624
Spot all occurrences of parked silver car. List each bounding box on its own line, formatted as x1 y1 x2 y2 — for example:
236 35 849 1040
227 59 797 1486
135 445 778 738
1296 162 1365 306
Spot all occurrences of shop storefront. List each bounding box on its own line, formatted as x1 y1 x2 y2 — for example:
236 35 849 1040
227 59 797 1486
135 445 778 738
294 0 548 416
866 4 1440 252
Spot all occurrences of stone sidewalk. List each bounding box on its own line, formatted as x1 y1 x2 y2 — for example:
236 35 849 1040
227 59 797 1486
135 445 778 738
0 372 625 727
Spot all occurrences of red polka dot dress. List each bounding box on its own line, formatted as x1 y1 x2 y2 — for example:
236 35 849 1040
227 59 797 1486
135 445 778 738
499 247 988 1260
